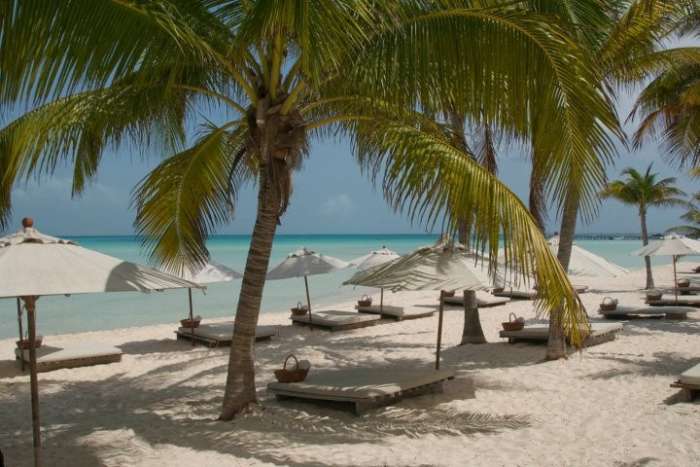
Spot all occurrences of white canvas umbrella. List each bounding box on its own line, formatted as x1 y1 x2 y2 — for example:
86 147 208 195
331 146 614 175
165 261 242 345
0 218 199 467
345 240 488 369
348 246 400 312
632 234 700 300
547 236 628 278
267 248 348 323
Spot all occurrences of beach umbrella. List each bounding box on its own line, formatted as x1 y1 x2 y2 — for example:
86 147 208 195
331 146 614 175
344 240 488 369
165 262 242 345
267 248 348 322
547 236 629 278
348 247 400 312
632 234 700 300
0 218 199 467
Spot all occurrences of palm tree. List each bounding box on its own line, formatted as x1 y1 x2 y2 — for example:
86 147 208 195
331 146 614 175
667 191 700 237
601 164 687 288
0 1 619 419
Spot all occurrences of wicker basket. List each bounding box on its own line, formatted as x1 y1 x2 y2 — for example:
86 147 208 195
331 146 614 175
677 279 691 288
502 313 524 332
442 290 456 298
274 354 309 383
646 290 663 301
17 336 43 350
180 317 201 328
290 302 308 317
357 294 372 307
600 297 618 312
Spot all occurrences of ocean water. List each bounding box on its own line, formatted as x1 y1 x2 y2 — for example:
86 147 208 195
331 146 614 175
0 234 678 339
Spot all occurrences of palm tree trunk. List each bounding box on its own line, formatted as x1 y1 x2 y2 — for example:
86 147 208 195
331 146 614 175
529 147 547 233
640 207 654 289
220 168 280 420
460 290 486 344
546 192 578 360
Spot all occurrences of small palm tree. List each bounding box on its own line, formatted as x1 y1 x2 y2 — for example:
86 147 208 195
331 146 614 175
667 191 700 238
601 164 687 288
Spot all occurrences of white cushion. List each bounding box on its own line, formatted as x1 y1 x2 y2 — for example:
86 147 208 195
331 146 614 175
15 342 121 363
680 363 700 386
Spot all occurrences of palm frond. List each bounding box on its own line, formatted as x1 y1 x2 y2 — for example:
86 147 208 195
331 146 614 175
132 122 252 273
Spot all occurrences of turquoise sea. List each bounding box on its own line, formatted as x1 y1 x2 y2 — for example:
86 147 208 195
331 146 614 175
0 234 680 339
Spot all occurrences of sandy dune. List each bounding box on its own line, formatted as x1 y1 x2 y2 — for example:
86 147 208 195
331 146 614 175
1 263 699 466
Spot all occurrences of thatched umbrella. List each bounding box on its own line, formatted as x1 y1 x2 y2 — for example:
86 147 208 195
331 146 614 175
349 246 400 312
633 234 700 300
0 218 199 467
267 248 348 323
344 240 487 369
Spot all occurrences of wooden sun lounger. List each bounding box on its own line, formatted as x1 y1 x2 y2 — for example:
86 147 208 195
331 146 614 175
663 286 700 295
647 295 700 308
598 305 692 320
175 322 279 347
291 310 382 331
355 304 434 320
443 292 510 308
15 342 122 373
670 362 700 402
499 322 623 347
492 288 538 300
268 367 456 414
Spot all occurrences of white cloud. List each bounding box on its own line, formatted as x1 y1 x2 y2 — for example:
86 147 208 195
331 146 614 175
320 193 354 218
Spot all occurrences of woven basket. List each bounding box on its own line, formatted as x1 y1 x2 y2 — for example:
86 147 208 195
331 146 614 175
677 279 691 288
646 290 663 301
17 336 43 350
274 354 309 383
442 290 456 298
357 294 372 307
600 297 618 312
290 301 308 317
180 318 201 328
502 313 524 332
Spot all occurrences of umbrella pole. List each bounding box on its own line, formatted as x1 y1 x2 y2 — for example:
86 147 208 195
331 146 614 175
673 255 679 303
188 288 195 347
23 296 41 467
17 298 25 371
304 275 312 327
436 290 445 370
380 288 384 313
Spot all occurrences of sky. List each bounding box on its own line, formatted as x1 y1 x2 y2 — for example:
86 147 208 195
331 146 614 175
3 85 697 238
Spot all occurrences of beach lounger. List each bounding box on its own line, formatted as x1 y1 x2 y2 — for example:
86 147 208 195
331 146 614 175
671 362 700 401
291 310 381 331
499 322 623 347
443 291 510 308
175 322 279 347
492 288 538 300
598 305 692 320
268 367 456 414
355 304 434 320
15 342 122 373
646 294 700 308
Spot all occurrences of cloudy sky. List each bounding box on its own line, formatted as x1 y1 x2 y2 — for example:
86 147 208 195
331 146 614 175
3 86 696 237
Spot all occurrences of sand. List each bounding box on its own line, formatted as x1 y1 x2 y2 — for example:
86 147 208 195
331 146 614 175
1 262 699 467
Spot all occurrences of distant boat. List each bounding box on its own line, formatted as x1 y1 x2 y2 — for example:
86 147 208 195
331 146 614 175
613 236 624 240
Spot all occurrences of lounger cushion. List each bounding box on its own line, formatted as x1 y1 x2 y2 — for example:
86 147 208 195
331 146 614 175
653 294 700 304
599 305 692 317
500 322 623 340
680 363 700 386
15 342 121 363
291 310 381 327
177 322 278 340
356 304 404 314
269 368 455 401
443 292 510 307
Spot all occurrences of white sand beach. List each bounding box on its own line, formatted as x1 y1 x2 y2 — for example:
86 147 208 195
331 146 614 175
1 262 699 467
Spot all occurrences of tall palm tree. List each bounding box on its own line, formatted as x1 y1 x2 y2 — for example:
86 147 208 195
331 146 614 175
667 191 700 237
601 164 687 288
0 1 619 419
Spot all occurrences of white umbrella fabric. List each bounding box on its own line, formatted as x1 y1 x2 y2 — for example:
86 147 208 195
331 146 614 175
348 247 400 312
164 261 242 345
632 234 700 299
547 236 628 278
0 219 199 467
267 248 348 322
345 240 489 369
